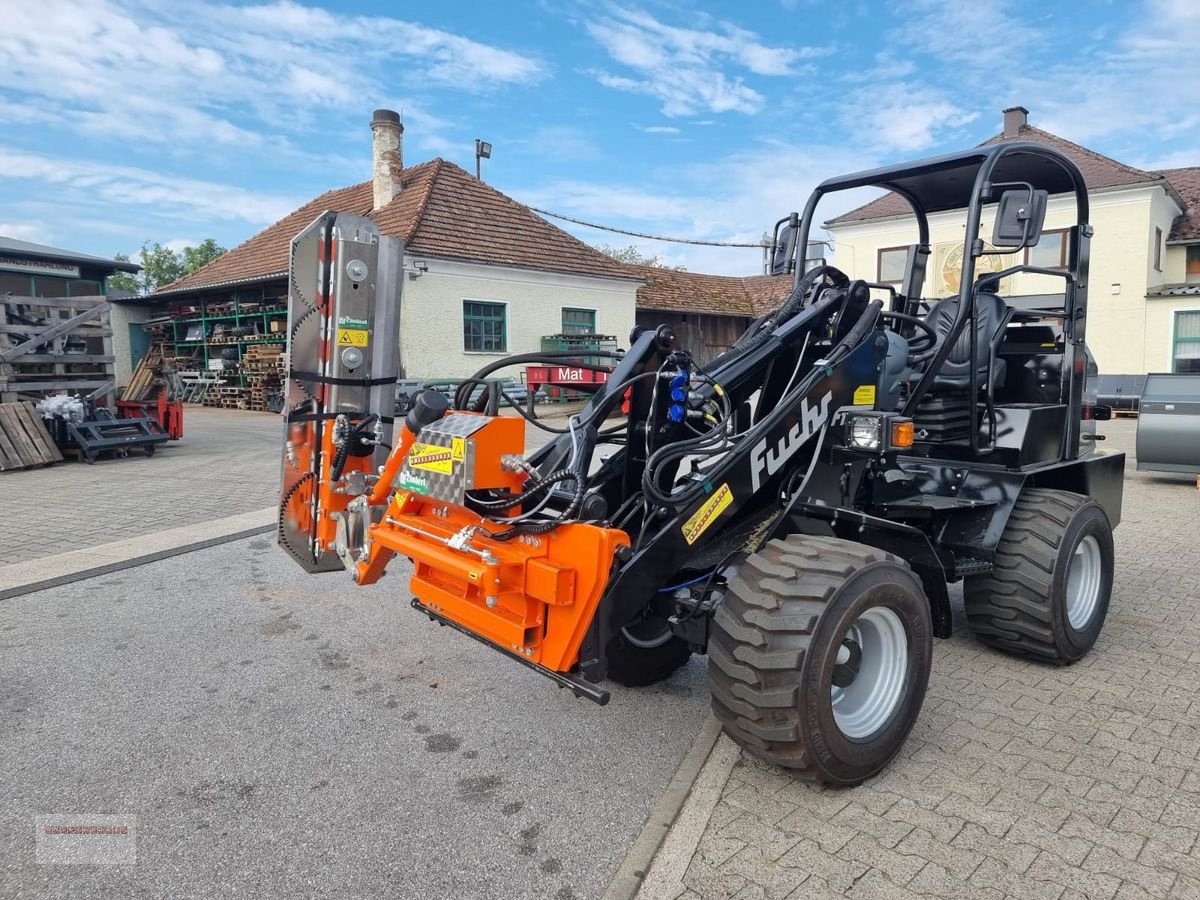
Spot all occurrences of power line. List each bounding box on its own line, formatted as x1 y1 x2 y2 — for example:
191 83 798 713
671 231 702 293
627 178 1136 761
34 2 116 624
528 206 768 248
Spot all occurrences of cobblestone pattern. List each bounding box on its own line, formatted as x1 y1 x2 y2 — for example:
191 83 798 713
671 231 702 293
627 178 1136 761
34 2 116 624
0 408 281 564
0 404 564 566
683 420 1200 900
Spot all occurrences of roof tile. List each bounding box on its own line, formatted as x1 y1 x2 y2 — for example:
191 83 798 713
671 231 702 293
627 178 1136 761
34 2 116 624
1158 167 1200 242
634 266 791 317
158 159 634 295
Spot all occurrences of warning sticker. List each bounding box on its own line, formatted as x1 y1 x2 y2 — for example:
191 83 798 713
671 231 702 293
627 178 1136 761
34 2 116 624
408 442 456 474
338 328 369 347
853 384 877 406
681 483 734 546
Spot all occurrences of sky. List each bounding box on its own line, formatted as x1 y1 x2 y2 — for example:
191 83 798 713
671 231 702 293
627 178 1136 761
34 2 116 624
0 0 1196 276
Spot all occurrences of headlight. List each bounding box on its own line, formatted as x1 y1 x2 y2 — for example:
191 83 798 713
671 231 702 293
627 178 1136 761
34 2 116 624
848 415 882 450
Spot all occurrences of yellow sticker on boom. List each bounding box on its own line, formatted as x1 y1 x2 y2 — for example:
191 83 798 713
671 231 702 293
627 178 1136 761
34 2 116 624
682 483 734 545
338 328 369 347
853 384 877 405
408 442 456 474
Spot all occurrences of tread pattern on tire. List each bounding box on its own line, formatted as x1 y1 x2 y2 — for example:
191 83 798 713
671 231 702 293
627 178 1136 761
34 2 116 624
708 533 907 774
964 488 1094 662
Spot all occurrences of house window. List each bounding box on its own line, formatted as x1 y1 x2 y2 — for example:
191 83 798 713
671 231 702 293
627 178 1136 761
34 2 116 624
877 247 908 285
1175 311 1200 374
561 308 596 335
69 280 101 297
463 300 506 352
1025 229 1068 269
1186 245 1200 284
1154 226 1163 272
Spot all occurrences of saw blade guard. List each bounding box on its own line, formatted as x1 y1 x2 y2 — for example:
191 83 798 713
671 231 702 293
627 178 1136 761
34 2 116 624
278 211 402 572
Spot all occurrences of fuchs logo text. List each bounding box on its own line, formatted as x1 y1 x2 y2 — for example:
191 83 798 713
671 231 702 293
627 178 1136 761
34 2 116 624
750 392 832 491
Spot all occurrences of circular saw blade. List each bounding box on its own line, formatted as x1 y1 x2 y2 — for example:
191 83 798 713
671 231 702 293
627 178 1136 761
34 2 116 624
278 470 318 565
287 306 322 402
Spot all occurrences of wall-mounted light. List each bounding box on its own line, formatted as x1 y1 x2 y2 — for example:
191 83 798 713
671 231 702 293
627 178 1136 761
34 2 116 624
475 138 492 180
408 260 429 281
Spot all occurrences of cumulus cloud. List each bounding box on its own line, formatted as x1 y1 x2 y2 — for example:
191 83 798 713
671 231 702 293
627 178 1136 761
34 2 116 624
584 6 829 116
0 0 545 152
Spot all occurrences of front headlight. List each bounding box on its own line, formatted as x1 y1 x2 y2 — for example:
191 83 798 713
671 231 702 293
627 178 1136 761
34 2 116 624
847 415 882 450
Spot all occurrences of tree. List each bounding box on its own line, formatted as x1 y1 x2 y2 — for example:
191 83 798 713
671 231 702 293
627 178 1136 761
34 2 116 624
106 239 228 294
597 243 686 271
181 238 226 276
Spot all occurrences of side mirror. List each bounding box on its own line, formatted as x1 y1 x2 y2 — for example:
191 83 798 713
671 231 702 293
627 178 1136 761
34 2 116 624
992 187 1047 249
769 213 799 276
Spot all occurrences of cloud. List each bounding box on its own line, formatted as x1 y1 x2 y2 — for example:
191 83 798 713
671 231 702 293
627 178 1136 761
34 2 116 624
636 125 682 135
0 0 546 157
583 6 829 116
894 0 1043 71
1020 0 1200 147
0 147 300 226
0 221 50 243
842 84 979 153
513 139 881 275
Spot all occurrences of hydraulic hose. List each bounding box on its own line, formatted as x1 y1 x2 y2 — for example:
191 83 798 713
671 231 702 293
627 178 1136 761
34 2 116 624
330 413 378 483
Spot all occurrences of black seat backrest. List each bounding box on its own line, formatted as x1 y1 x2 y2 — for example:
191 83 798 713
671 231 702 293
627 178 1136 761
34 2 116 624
923 292 1010 389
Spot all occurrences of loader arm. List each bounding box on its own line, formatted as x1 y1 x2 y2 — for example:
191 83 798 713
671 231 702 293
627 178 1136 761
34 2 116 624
278 216 891 694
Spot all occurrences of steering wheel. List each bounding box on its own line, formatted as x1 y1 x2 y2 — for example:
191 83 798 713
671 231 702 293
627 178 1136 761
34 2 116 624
880 310 939 363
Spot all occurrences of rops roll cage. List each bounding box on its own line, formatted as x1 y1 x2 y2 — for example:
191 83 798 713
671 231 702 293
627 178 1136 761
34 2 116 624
775 141 1093 458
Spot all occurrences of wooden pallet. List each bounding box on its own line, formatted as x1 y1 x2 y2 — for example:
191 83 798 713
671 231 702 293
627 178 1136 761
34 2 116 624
0 295 115 404
122 342 165 402
0 401 64 471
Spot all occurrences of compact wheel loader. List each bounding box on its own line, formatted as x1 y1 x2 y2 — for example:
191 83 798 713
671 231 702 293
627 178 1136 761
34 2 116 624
278 141 1124 785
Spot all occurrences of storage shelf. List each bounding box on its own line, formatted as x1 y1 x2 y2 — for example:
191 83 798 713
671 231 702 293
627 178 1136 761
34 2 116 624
172 310 287 325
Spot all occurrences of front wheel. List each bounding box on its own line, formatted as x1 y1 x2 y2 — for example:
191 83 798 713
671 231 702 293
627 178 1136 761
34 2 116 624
708 534 932 786
965 488 1113 663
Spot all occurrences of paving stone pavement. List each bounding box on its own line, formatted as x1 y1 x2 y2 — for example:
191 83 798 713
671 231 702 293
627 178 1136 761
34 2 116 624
0 407 281 565
676 419 1200 900
0 403 568 566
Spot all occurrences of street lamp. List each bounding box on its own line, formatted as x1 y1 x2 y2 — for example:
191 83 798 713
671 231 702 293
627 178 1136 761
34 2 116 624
475 138 492 180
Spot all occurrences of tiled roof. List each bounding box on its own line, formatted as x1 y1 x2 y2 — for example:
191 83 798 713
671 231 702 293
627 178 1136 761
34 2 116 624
1159 167 1200 242
157 159 636 295
634 266 791 317
826 125 1168 228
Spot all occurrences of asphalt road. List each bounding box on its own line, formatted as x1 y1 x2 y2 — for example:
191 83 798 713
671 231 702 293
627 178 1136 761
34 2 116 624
0 537 709 899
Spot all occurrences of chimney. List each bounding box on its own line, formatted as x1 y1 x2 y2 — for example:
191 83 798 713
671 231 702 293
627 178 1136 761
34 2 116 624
370 109 403 210
1003 105 1029 139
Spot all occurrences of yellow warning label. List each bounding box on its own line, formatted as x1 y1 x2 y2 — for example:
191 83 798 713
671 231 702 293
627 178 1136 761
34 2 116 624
408 442 456 474
451 437 466 462
682 483 734 546
853 384 877 406
338 328 369 347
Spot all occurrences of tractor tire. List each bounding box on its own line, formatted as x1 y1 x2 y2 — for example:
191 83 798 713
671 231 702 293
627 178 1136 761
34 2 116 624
964 488 1113 663
708 534 932 785
605 620 694 687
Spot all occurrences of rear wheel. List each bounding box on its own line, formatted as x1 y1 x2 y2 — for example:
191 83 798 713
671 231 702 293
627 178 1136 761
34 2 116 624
708 534 932 785
605 617 693 687
964 488 1113 663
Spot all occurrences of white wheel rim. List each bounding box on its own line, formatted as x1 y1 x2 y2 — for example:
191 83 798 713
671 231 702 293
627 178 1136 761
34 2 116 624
830 606 909 740
1066 534 1102 630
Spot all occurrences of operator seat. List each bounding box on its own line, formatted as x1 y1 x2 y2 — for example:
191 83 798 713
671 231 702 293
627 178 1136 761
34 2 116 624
920 292 1010 390
909 292 1012 444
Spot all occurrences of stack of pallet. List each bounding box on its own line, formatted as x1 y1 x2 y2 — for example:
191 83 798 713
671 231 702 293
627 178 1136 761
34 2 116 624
0 295 115 405
243 344 284 412
122 342 165 402
0 401 64 471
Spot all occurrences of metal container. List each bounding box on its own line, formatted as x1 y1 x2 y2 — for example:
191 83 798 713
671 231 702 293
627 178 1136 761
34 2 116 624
1135 373 1200 474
